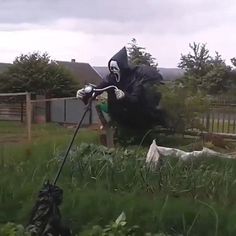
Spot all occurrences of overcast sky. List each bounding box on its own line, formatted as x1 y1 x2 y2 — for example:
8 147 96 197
0 0 235 67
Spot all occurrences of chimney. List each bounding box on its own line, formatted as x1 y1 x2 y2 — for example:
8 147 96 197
71 59 76 63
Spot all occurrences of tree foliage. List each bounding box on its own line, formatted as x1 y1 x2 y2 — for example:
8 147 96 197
178 42 211 77
231 57 236 67
0 52 77 97
160 85 209 134
227 57 236 98
127 38 158 68
178 42 231 94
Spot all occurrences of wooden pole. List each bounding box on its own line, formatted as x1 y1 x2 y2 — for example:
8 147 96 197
26 92 32 141
95 104 114 148
0 92 28 96
20 100 24 123
106 127 114 148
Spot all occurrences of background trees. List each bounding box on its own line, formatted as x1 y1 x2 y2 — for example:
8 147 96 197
0 41 235 98
0 52 77 97
127 38 158 69
231 58 236 67
178 42 231 94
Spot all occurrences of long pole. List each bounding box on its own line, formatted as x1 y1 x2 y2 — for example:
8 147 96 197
53 99 92 186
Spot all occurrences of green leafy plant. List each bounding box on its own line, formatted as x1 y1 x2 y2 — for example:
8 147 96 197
0 223 30 236
81 212 140 236
1 136 236 235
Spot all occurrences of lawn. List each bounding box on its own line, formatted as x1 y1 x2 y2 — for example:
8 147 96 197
0 121 100 145
1 121 236 235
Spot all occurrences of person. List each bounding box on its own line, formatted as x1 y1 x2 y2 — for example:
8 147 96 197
77 47 166 129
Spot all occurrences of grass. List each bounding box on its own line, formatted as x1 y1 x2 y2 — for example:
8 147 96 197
1 121 236 235
0 120 100 145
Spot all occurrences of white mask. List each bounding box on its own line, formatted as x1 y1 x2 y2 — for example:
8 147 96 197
109 60 120 82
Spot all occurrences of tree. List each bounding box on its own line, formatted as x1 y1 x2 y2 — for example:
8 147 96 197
127 38 158 68
0 52 77 97
178 42 211 77
160 85 209 134
231 58 236 67
201 52 231 94
178 42 230 94
228 57 236 94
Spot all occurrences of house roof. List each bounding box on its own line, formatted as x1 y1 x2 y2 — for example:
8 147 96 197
93 66 185 82
93 66 109 80
0 62 12 73
0 60 185 88
56 60 102 86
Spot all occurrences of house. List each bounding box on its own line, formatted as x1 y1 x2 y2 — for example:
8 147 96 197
93 66 109 81
0 62 12 73
1 59 185 87
56 60 102 87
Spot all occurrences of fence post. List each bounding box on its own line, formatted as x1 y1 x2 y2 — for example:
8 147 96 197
26 92 32 141
64 99 67 122
45 94 51 122
20 100 24 123
206 112 210 132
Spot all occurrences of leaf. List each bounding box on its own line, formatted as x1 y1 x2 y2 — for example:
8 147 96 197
115 212 126 225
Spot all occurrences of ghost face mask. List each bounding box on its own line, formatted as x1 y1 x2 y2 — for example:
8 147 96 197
109 60 120 82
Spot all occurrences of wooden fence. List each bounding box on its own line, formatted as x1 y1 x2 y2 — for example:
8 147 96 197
0 92 31 140
202 103 236 134
1 93 236 142
0 102 26 121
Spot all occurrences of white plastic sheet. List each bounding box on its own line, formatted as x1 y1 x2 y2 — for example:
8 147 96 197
146 139 160 164
146 139 233 166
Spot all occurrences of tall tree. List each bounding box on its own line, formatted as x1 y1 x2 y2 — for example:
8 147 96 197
202 52 231 94
0 52 77 97
178 42 230 94
127 38 158 68
178 42 211 77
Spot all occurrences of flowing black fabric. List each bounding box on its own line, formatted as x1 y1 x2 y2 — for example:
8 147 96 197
27 182 71 236
88 47 166 129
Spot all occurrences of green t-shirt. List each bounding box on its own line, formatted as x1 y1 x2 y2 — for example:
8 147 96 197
99 102 108 113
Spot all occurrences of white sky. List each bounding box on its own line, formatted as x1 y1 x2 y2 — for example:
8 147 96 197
0 0 235 67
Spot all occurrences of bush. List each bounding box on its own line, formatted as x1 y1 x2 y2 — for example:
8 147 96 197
159 85 210 134
114 85 210 146
0 222 30 236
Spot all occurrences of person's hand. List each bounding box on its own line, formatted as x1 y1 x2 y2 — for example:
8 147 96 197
115 88 125 100
76 88 86 99
76 84 95 99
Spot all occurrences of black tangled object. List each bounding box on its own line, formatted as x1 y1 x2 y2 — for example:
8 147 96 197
27 181 71 236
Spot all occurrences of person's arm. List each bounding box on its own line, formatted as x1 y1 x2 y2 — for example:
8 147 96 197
121 82 143 103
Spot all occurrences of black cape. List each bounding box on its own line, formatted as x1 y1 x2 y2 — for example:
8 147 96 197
96 47 166 129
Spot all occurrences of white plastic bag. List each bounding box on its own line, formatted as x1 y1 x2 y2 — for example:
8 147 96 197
146 140 160 167
146 139 233 166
